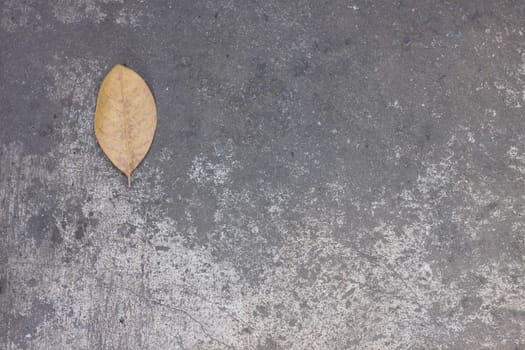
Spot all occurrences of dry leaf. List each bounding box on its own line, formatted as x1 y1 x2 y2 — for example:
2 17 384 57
94 64 157 186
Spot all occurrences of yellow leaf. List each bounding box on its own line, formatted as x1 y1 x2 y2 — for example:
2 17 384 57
94 64 157 186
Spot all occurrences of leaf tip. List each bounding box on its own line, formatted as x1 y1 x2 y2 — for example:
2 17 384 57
111 64 128 74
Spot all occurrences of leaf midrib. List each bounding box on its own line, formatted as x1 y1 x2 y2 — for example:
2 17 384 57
117 67 133 179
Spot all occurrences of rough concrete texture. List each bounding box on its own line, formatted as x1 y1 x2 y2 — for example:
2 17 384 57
1 0 524 349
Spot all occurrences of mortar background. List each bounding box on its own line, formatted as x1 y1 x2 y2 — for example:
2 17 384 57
1 1 524 349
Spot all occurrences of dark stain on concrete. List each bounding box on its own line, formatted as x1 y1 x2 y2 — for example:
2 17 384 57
26 210 60 246
9 300 55 349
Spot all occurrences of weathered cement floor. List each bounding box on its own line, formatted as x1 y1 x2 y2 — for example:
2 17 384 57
1 1 524 349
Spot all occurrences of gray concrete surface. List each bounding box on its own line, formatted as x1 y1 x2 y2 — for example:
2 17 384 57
1 0 524 349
